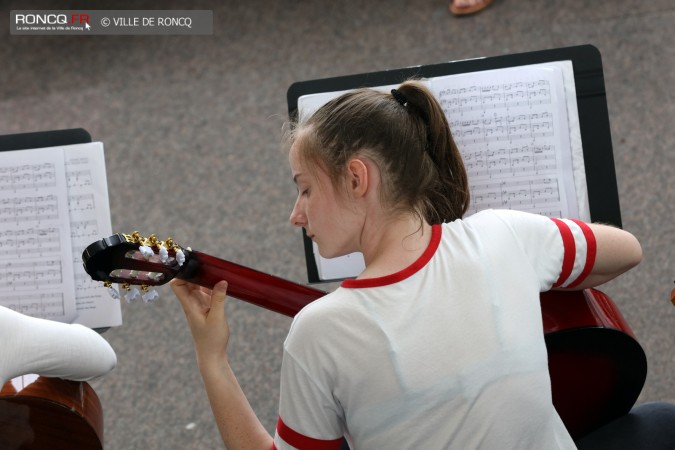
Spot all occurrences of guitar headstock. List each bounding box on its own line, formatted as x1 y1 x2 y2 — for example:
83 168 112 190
82 232 189 303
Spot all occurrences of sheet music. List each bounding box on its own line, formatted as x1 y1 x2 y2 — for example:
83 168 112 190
0 148 77 321
65 143 121 328
429 63 580 219
0 143 120 328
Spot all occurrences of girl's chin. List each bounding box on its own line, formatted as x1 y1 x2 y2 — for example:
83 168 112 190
317 250 337 259
317 248 352 260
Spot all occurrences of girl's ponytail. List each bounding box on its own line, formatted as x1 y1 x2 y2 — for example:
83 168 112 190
397 81 470 223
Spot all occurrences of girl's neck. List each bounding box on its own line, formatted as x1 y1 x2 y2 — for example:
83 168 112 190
357 214 433 280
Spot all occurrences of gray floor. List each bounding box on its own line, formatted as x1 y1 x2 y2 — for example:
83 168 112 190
2 0 674 449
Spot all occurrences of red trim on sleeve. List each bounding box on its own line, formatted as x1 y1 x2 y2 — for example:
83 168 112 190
341 224 442 289
565 219 597 288
276 417 343 450
550 218 575 288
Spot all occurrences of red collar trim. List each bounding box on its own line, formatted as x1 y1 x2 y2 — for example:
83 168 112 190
341 224 441 289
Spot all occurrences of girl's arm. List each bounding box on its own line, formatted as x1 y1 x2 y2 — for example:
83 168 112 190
569 223 642 290
171 280 273 450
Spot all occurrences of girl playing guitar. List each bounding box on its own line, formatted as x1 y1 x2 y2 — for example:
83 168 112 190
171 81 675 449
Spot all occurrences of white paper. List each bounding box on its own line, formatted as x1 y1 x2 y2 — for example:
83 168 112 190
0 147 77 322
429 63 580 219
0 142 121 328
65 142 121 328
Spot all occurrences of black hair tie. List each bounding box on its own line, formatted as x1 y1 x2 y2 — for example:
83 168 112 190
391 89 408 107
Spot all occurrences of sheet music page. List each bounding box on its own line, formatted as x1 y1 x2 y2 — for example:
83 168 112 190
65 142 121 329
0 148 78 322
429 63 580 219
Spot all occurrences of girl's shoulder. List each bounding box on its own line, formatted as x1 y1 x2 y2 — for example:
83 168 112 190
287 288 357 333
447 209 551 233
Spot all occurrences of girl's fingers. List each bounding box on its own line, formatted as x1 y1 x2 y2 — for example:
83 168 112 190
206 281 228 324
171 279 228 321
171 280 206 316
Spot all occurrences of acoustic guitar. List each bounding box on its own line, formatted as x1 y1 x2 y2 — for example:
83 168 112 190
82 232 647 439
0 374 103 450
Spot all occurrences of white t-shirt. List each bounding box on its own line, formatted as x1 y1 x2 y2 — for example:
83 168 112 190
273 209 596 450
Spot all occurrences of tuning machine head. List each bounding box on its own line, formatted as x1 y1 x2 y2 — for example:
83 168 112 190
122 232 186 267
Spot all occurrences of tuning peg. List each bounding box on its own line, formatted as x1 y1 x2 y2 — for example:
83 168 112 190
131 231 144 243
104 281 120 300
139 245 154 260
147 234 159 246
176 249 186 267
141 287 159 303
158 245 169 263
124 287 141 303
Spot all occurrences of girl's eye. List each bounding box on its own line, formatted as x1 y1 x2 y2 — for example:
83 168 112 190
302 189 310 197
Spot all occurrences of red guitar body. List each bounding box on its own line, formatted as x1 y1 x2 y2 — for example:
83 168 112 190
0 375 103 450
542 289 646 439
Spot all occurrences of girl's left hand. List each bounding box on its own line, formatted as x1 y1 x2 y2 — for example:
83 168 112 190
171 279 230 365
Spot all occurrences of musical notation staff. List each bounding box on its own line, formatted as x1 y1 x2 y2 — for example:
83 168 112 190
66 169 93 188
438 79 552 114
0 259 63 290
3 292 65 318
0 163 57 192
70 219 98 240
448 111 555 146
0 227 61 257
68 193 95 212
469 177 560 214
463 144 557 178
0 194 60 224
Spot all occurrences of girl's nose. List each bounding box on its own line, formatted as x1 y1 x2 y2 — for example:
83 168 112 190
289 200 306 228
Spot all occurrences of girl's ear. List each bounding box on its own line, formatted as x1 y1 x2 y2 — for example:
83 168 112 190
346 157 369 199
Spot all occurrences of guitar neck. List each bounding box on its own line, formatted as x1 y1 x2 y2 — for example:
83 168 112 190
177 250 327 317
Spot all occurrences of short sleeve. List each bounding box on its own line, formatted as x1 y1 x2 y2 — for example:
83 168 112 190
548 218 597 289
273 313 345 450
490 210 596 291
